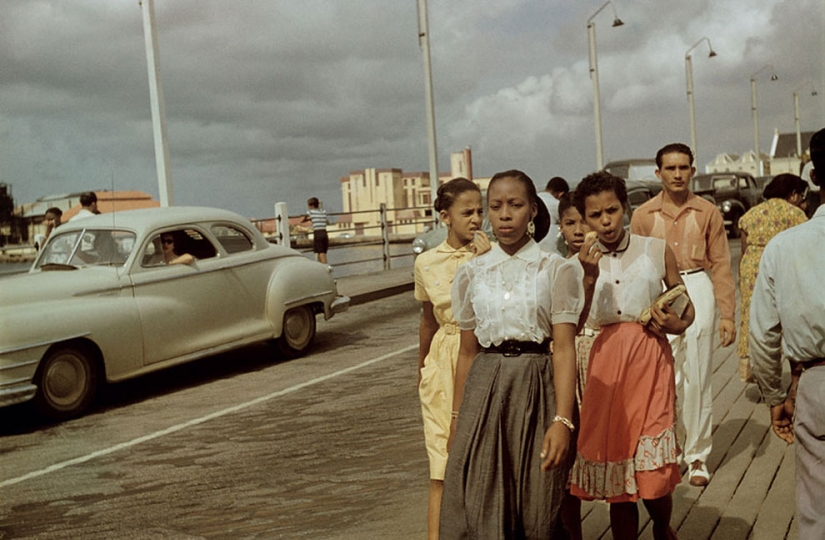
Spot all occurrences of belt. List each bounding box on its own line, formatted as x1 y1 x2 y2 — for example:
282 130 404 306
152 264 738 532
679 268 704 276
792 358 825 376
482 339 550 357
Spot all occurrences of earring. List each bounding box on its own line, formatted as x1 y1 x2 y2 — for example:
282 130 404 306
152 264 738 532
527 220 536 237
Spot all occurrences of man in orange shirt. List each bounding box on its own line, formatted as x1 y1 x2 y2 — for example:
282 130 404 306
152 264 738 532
630 143 736 488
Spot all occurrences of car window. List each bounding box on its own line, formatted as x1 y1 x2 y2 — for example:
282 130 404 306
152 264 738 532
211 224 254 254
628 189 651 209
36 229 136 269
739 177 748 189
141 228 218 267
713 177 737 192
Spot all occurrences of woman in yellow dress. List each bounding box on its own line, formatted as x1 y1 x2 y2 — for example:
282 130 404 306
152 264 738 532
737 174 807 382
415 177 490 539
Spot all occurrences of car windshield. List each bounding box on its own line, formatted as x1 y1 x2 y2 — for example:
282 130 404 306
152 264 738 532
712 176 738 192
605 162 658 182
36 229 136 269
691 176 714 193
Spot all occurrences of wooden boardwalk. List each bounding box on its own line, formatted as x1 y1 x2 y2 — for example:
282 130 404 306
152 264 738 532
580 240 798 539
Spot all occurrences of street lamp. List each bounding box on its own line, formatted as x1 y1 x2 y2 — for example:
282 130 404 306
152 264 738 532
685 37 717 165
587 0 624 171
416 0 440 227
750 64 778 176
793 81 818 157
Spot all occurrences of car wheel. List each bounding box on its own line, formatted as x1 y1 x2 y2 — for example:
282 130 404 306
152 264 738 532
276 305 317 358
34 344 98 421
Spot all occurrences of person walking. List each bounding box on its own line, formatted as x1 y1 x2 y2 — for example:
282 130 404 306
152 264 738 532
414 177 490 540
736 174 807 382
630 143 736 488
440 170 582 539
571 172 694 540
750 126 825 538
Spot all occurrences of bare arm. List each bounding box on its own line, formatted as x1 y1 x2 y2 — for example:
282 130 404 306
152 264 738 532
418 302 439 385
541 322 576 470
448 329 480 451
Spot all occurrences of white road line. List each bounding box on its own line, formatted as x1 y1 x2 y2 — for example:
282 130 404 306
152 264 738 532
0 344 417 488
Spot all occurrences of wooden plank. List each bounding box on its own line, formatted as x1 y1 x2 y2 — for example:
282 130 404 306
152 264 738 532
751 444 796 540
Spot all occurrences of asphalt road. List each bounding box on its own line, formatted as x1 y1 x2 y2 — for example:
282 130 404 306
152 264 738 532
0 293 428 540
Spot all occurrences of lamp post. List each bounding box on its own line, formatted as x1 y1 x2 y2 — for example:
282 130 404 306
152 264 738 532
793 81 818 157
750 65 778 176
587 0 624 171
416 0 440 227
685 37 717 166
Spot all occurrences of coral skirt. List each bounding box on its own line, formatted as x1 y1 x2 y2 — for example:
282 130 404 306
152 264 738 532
570 322 681 503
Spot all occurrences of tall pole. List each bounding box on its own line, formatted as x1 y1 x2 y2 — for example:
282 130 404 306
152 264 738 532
793 82 818 157
140 0 174 207
750 65 778 177
685 37 716 166
587 1 624 171
416 0 440 227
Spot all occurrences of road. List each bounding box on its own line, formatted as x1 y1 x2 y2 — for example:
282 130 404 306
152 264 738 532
0 293 428 539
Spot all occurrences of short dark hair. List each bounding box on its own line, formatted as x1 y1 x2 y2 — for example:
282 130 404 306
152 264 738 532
810 127 825 174
655 143 694 169
434 177 480 212
488 169 551 242
45 207 62 219
307 197 319 208
557 192 578 219
80 192 97 206
574 171 628 216
545 177 569 194
763 174 806 200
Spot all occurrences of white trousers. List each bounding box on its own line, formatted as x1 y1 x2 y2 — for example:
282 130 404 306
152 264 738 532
669 271 716 465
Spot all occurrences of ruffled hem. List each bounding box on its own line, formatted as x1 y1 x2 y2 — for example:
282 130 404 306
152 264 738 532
571 424 680 499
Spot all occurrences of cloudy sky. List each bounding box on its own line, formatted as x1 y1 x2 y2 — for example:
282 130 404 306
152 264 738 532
1 0 823 218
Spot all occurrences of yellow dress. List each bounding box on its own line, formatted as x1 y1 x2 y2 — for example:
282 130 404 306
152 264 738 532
737 199 806 380
414 241 474 480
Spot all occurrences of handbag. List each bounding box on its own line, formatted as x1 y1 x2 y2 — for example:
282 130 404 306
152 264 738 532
639 283 689 325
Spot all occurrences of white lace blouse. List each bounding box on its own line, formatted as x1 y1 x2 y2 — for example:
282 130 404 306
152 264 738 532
451 240 584 348
586 233 667 327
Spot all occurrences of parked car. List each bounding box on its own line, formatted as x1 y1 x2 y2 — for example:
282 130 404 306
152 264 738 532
0 207 349 420
691 172 760 237
604 159 659 183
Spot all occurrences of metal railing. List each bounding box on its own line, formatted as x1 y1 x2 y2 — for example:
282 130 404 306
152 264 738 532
250 203 436 271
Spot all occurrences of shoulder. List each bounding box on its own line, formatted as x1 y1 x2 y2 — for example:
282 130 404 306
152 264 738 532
635 192 663 213
687 193 717 212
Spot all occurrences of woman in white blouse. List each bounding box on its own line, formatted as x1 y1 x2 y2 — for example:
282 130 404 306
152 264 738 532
440 170 583 539
569 172 695 540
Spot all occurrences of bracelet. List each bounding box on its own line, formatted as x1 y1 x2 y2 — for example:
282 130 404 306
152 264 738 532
552 415 575 432
451 410 460 419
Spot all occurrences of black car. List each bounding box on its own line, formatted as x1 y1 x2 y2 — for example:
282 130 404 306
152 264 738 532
691 173 760 237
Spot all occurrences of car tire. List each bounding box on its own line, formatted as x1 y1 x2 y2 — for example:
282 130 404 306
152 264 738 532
34 344 99 421
276 305 317 358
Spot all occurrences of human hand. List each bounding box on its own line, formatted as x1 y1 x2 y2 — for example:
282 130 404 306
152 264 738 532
719 318 736 347
471 231 491 255
649 303 688 337
577 234 601 280
770 398 795 444
540 423 571 471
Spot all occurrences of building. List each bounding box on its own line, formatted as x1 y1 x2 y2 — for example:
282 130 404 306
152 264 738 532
705 130 815 177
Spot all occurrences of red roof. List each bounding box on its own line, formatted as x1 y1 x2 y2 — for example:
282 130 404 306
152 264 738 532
61 191 159 221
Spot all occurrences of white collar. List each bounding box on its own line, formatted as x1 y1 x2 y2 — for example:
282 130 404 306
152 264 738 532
486 239 541 265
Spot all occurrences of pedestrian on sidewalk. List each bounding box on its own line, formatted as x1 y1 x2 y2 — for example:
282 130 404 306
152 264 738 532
736 174 807 382
302 197 330 265
414 177 490 540
570 172 694 540
750 126 825 539
441 170 582 539
630 143 736 488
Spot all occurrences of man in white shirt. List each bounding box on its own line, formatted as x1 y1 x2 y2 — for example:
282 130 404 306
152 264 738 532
70 192 99 221
750 126 825 539
537 177 568 254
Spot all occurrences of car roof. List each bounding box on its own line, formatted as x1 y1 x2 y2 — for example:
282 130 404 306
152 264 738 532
56 206 254 234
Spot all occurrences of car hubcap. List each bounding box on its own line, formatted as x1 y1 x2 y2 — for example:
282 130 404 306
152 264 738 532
44 353 87 407
284 309 311 347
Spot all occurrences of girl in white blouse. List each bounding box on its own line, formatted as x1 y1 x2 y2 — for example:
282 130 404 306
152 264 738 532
570 172 695 540
439 170 583 539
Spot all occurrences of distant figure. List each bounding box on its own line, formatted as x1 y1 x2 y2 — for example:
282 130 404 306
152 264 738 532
160 232 195 265
750 126 825 539
538 177 570 254
35 207 63 250
736 174 807 383
304 197 330 265
70 192 99 221
631 143 736 488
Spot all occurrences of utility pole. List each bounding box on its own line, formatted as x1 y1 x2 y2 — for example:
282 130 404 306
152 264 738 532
416 0 439 227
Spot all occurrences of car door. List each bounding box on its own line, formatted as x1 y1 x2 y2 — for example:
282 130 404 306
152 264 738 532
129 226 256 365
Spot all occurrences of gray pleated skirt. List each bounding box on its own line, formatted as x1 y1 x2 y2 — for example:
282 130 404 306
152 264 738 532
439 351 569 540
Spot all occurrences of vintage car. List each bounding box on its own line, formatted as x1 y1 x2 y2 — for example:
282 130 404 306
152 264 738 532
691 172 760 237
0 207 349 420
